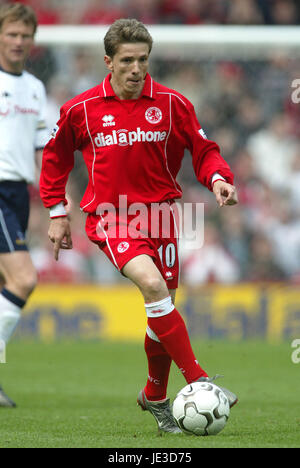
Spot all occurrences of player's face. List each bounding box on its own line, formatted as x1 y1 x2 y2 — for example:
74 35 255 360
105 42 150 100
0 20 35 74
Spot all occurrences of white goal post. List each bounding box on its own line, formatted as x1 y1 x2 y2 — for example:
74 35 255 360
36 25 300 58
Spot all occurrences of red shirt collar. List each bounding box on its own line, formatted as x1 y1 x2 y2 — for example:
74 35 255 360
100 73 155 99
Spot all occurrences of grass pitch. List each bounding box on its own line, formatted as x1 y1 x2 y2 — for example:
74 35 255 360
0 339 299 448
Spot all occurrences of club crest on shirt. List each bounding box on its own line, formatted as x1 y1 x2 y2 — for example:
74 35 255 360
145 107 162 124
0 94 11 117
117 242 130 253
50 124 59 139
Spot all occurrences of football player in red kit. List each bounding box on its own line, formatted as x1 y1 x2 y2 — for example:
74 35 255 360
40 19 238 433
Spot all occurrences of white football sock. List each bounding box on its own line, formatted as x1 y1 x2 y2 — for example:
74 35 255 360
0 294 21 344
145 296 174 318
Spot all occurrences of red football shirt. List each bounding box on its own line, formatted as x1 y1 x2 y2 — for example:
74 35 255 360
40 73 234 212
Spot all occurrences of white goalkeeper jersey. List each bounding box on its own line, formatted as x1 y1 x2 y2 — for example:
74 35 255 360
0 67 49 184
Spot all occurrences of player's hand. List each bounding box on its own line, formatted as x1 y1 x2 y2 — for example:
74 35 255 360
48 217 73 261
212 180 238 207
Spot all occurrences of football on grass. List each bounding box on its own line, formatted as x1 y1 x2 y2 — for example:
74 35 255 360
172 381 230 436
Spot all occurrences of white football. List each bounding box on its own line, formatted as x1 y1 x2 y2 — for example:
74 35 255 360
172 381 230 436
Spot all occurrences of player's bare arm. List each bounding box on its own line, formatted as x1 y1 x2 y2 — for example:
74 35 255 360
212 180 238 207
48 217 73 261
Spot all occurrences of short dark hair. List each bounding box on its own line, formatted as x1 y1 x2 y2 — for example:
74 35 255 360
0 2 37 34
104 19 153 58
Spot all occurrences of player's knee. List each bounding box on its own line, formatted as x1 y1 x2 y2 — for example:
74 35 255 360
140 275 168 302
8 269 37 299
21 270 37 296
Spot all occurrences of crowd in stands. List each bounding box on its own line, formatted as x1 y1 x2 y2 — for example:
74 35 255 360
9 0 300 25
12 0 300 286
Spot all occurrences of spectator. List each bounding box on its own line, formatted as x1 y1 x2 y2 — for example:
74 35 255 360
177 0 207 25
45 74 72 132
13 0 300 25
246 113 298 191
256 52 291 116
226 0 264 24
182 223 241 285
81 0 124 25
219 206 251 280
124 0 161 24
234 96 265 145
13 0 60 24
231 149 262 210
271 0 299 25
262 197 300 278
70 49 100 96
52 0 85 24
247 232 286 282
159 0 182 24
163 64 204 111
289 147 300 212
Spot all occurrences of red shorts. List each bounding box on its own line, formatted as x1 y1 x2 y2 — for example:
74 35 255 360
85 201 180 290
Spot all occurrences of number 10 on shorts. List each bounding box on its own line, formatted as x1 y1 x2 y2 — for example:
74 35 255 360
158 243 176 268
0 340 6 363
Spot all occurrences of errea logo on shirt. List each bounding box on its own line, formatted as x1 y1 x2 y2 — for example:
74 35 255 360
94 127 167 148
102 114 115 127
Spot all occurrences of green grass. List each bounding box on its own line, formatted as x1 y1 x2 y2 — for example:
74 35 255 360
0 339 299 448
